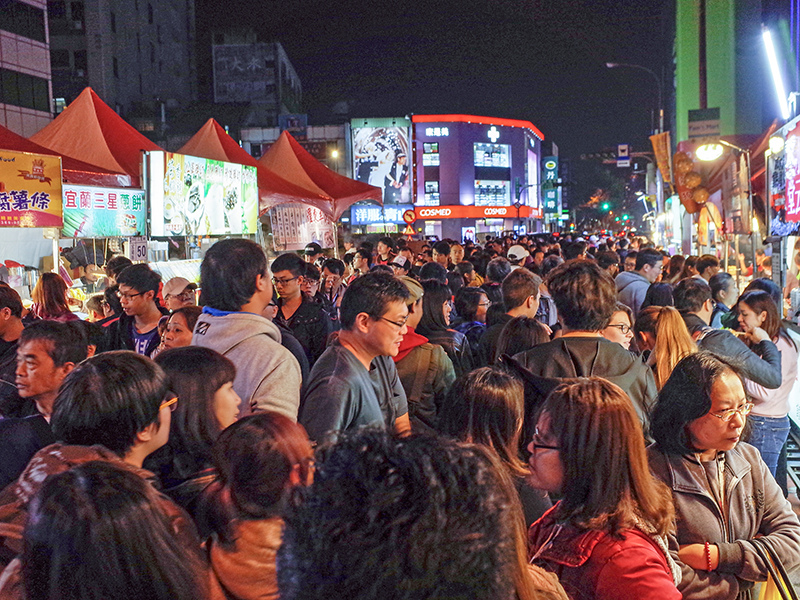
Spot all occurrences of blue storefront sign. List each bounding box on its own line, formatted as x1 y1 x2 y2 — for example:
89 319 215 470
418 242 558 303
350 204 414 225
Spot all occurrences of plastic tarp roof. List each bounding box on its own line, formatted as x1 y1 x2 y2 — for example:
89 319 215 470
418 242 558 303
29 87 161 186
177 119 332 213
259 131 382 221
0 123 131 187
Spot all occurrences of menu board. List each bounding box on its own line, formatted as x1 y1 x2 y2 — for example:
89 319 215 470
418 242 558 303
61 185 146 237
150 151 258 237
0 150 63 228
269 204 334 251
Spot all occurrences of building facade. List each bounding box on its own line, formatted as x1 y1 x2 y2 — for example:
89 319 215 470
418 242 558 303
48 0 196 126
1 0 52 136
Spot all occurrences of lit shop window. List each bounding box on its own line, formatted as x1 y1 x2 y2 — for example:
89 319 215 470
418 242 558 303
419 181 440 206
474 143 510 168
422 142 440 166
474 180 510 206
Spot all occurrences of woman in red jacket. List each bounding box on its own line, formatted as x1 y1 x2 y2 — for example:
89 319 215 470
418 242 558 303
527 377 681 600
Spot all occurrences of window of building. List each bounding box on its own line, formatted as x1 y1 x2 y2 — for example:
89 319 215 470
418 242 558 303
474 143 510 168
50 49 70 69
422 142 439 166
113 57 119 78
73 49 87 72
147 3 153 24
150 43 155 64
420 181 440 206
0 1 47 43
70 1 84 23
474 180 510 206
110 11 116 32
0 68 50 112
48 1 67 20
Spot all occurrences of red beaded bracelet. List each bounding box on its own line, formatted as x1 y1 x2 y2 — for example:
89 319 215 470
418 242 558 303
705 541 713 571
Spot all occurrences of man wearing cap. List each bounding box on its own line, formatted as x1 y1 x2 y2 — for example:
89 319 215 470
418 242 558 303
506 244 530 270
391 255 412 278
163 277 197 312
304 242 324 266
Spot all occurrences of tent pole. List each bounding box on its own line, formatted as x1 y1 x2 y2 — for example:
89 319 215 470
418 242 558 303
332 219 340 259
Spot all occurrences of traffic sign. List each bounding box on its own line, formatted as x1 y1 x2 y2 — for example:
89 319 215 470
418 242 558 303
402 209 416 224
617 144 630 168
402 224 415 235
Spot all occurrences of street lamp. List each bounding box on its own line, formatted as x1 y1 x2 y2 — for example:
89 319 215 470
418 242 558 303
605 62 664 133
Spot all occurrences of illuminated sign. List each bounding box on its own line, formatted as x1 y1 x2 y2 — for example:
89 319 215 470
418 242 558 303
424 127 449 137
415 205 532 220
62 185 146 237
351 204 414 225
0 150 63 228
488 126 500 143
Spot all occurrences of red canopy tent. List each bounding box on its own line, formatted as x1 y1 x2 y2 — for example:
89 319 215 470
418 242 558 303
29 87 161 187
177 119 331 211
0 123 128 187
259 131 382 221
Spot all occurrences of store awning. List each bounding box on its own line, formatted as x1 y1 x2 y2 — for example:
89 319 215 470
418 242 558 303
0 123 130 187
177 119 332 212
259 131 382 221
29 87 162 186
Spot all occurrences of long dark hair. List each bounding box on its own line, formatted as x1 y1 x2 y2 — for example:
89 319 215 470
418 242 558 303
738 290 793 348
23 462 206 600
153 346 237 478
417 279 451 334
201 413 313 546
542 377 674 536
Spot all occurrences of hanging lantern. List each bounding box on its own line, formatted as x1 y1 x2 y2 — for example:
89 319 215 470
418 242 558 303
684 172 702 189
675 158 693 175
693 186 709 205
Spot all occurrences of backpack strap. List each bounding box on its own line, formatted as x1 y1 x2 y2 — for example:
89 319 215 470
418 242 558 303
409 345 434 405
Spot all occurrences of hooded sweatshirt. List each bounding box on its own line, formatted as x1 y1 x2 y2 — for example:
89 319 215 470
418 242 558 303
615 271 651 317
193 310 301 421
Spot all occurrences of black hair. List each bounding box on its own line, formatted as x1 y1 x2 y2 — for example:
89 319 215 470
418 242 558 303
23 462 205 600
116 263 161 296
563 241 587 261
650 352 744 455
303 262 321 282
696 254 720 276
742 277 782 309
485 257 512 283
51 351 169 456
417 279 452 334
418 261 448 283
104 284 123 316
0 285 23 317
370 264 394 274
67 320 104 351
20 321 88 367
501 269 540 311
635 248 663 271
709 272 735 302
378 236 396 252
640 282 675 310
200 238 267 311
277 430 518 600
539 255 564 279
355 248 373 267
105 255 133 279
546 259 616 331
673 278 712 313
339 272 410 330
272 253 307 278
454 287 485 322
596 251 620 270
433 240 451 256
321 258 345 277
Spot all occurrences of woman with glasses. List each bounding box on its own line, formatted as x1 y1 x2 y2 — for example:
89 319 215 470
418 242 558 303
633 306 697 390
417 280 473 378
649 352 800 600
527 377 681 600
452 287 490 350
601 302 634 351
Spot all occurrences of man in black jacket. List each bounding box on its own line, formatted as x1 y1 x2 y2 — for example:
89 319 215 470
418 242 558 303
674 278 781 388
0 285 27 417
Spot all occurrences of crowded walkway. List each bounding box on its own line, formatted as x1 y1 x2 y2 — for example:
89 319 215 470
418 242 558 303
0 232 799 600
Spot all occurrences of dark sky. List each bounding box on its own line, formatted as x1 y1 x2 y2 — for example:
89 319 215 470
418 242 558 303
197 0 668 161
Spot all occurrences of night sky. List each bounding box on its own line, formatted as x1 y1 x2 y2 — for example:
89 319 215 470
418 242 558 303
197 0 667 161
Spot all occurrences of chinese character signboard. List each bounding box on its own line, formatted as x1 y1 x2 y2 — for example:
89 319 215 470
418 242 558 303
0 150 63 228
61 185 146 237
149 152 259 237
350 204 414 225
269 204 334 251
784 122 800 222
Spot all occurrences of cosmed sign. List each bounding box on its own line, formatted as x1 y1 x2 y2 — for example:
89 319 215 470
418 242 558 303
0 150 63 228
61 185 146 237
150 152 258 236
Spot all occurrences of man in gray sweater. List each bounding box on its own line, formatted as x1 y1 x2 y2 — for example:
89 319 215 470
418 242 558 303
193 238 302 421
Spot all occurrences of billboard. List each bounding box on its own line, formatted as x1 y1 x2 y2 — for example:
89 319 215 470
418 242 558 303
0 150 63 228
350 204 414 225
352 122 410 205
62 185 146 237
784 122 800 222
149 151 258 237
213 44 276 104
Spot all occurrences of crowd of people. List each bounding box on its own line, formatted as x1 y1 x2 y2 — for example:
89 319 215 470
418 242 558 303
0 231 799 600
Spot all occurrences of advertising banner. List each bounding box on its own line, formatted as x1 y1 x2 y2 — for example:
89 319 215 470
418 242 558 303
352 124 410 205
0 150 63 228
784 122 800 222
150 152 258 237
351 204 414 225
269 204 334 251
61 185 146 237
649 131 673 185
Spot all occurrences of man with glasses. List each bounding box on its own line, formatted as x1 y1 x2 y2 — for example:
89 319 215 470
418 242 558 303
300 272 412 443
105 264 168 356
193 239 302 421
162 277 197 312
271 253 333 366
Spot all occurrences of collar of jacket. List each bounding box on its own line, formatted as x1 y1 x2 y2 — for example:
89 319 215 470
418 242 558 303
529 505 608 567
657 445 752 497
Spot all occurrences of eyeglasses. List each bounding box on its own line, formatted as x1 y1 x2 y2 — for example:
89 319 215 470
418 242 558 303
174 290 195 301
116 290 144 300
160 396 178 412
606 323 632 335
378 315 409 330
478 301 492 307
530 426 559 452
272 276 299 286
710 402 753 423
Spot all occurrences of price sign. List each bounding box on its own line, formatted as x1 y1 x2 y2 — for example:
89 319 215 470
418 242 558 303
129 236 148 262
402 209 416 224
